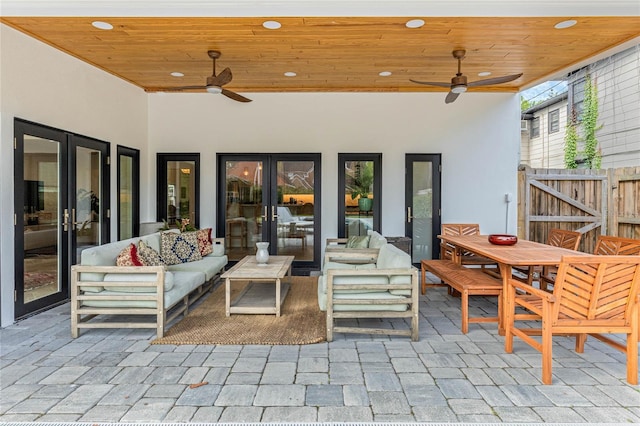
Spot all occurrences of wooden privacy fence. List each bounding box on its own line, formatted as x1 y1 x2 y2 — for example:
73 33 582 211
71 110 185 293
517 166 640 254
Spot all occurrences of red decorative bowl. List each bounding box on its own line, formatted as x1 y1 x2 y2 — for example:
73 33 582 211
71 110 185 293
488 234 518 245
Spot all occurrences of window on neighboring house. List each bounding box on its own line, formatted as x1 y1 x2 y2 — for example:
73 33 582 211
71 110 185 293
570 77 586 121
531 116 540 138
548 109 560 134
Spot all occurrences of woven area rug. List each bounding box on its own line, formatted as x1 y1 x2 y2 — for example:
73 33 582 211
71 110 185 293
152 276 326 345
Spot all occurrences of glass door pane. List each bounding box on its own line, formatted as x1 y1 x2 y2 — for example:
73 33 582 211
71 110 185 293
74 146 103 260
224 159 265 261
406 154 441 264
338 154 381 238
167 160 196 228
22 135 62 305
275 160 315 261
118 146 139 240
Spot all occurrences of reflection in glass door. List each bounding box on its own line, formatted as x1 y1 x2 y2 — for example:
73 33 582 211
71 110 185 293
14 119 110 319
19 133 65 310
157 154 200 229
338 154 382 238
72 143 105 263
118 146 140 240
218 154 321 273
405 154 441 264
274 158 316 262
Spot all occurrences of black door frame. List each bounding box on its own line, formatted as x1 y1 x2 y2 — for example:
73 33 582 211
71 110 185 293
13 118 110 319
156 153 201 228
216 153 322 274
117 145 140 239
405 153 442 262
337 153 382 238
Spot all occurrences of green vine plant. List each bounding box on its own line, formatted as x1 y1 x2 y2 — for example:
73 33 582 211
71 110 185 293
581 74 603 169
563 74 603 169
564 108 579 169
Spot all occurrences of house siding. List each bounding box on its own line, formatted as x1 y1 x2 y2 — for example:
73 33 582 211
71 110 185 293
521 45 640 169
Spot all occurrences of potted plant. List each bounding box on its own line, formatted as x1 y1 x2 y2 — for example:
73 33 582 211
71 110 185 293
350 162 373 212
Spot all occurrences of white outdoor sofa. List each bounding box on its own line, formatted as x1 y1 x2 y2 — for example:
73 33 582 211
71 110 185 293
70 231 227 338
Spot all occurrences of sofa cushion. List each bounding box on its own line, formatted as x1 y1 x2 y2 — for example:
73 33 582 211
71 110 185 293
367 230 388 249
345 235 370 248
83 271 205 310
103 270 174 292
196 228 213 256
161 231 202 265
137 240 164 266
376 243 412 269
167 254 228 281
317 290 408 312
79 235 145 290
318 273 389 296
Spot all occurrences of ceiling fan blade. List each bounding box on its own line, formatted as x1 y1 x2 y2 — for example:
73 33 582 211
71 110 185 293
210 67 233 87
410 79 452 88
162 86 207 91
445 91 460 104
221 88 252 103
467 73 523 87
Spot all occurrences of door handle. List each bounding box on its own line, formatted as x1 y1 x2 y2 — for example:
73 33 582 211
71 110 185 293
63 208 70 232
407 207 414 223
261 206 268 221
271 206 278 222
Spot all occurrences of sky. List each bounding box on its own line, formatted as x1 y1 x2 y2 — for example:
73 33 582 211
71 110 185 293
521 80 568 104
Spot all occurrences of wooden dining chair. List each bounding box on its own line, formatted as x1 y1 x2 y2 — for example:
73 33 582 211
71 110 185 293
594 235 640 343
505 255 640 385
515 228 581 290
594 235 640 256
440 224 497 270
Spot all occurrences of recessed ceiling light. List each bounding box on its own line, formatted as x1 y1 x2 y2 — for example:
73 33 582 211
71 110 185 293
554 19 577 29
91 21 113 30
284 71 297 77
379 71 392 77
478 71 492 77
263 20 282 30
170 72 184 77
405 19 425 29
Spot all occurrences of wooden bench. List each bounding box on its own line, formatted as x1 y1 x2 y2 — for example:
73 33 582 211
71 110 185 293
421 259 503 334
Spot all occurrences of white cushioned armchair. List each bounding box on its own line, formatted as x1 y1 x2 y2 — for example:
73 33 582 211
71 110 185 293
319 233 419 341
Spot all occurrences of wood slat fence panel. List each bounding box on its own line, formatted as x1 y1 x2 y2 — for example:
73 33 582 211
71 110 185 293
517 166 639 254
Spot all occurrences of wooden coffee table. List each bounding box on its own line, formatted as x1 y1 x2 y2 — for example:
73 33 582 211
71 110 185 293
222 255 294 317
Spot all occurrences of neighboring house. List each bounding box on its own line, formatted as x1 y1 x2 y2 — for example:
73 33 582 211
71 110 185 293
521 45 640 169
520 93 568 168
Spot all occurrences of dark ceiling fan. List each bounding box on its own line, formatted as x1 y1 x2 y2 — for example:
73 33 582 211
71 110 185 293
165 50 252 102
410 49 522 104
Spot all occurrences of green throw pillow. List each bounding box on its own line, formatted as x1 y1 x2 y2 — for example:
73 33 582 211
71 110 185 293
345 235 370 248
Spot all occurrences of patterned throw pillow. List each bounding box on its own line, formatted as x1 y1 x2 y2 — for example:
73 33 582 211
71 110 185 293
160 231 202 265
137 240 164 266
196 228 213 256
116 243 143 266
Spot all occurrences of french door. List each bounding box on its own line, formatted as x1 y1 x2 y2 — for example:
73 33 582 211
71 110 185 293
14 119 110 319
405 154 442 264
217 153 321 273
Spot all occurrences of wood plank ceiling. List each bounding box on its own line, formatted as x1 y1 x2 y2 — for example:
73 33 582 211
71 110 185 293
2 16 639 94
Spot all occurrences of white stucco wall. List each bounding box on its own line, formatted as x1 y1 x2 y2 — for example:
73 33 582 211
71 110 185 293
0 22 521 327
148 91 521 245
0 25 149 326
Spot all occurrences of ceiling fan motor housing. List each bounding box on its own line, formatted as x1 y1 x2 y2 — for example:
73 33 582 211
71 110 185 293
451 74 468 93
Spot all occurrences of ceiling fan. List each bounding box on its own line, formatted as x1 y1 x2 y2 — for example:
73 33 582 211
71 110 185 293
410 50 522 104
166 50 252 102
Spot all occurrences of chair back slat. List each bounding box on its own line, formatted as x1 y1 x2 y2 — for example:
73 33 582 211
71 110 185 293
547 228 581 250
553 256 640 323
441 224 480 237
594 235 640 256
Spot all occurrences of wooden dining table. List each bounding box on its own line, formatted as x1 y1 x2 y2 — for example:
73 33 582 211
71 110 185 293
438 234 588 334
